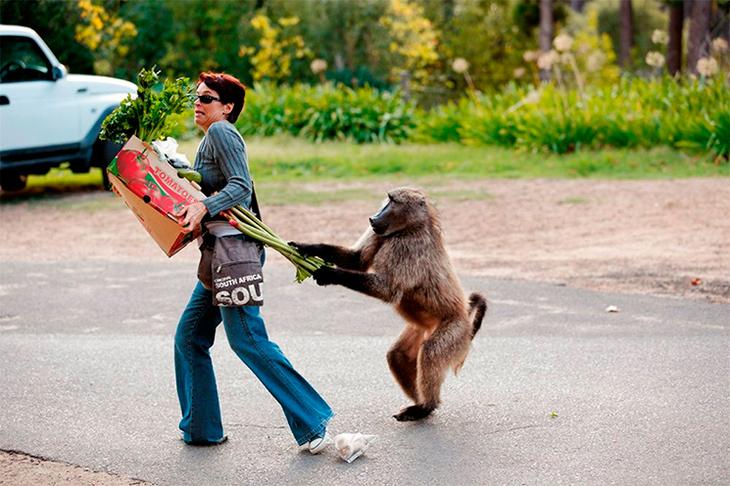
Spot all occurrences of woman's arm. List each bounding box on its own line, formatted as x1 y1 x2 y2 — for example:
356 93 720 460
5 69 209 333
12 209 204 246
202 122 253 216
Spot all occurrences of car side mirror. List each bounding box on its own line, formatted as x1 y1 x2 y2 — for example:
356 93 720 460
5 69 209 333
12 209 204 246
52 65 67 81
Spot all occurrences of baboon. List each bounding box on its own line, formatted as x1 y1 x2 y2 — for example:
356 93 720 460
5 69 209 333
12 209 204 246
291 187 487 421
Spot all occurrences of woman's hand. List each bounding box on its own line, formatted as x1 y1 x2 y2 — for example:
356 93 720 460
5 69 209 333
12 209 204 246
177 201 208 234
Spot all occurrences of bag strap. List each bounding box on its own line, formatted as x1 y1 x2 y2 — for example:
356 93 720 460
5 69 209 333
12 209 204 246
250 182 263 222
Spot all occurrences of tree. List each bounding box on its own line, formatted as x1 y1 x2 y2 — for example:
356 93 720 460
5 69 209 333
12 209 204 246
379 0 439 89
666 0 684 76
75 0 137 77
0 0 93 74
301 0 390 87
539 0 553 81
570 0 586 12
239 14 311 83
618 0 634 68
687 0 711 75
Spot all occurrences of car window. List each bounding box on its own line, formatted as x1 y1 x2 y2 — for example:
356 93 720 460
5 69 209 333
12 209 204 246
0 36 53 83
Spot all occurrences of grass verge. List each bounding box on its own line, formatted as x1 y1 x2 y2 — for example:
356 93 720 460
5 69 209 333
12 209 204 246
6 135 728 205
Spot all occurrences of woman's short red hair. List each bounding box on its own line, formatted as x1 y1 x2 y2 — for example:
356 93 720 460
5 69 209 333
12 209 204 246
198 72 246 123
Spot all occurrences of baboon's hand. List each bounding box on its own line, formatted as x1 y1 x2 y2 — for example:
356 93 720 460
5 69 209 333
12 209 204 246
289 241 314 257
312 266 338 286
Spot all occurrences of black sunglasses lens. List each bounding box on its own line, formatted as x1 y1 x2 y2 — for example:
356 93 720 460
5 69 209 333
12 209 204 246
197 95 216 104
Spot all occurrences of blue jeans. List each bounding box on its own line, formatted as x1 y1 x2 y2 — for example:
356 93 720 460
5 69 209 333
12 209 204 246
174 280 333 446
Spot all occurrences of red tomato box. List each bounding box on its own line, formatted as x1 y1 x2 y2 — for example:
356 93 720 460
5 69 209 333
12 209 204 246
107 135 205 257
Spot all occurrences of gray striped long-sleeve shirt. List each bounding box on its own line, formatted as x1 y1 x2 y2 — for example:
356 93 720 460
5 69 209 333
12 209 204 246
194 120 252 217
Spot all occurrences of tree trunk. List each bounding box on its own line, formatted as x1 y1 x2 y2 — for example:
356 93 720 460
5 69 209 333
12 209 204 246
667 1 683 76
539 0 553 81
687 0 711 75
570 0 586 12
443 0 454 23
619 0 634 68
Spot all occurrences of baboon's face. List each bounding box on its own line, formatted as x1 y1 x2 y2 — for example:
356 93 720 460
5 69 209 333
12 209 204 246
369 188 428 236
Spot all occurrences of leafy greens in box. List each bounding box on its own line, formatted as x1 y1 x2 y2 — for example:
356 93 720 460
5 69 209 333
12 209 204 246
100 67 194 144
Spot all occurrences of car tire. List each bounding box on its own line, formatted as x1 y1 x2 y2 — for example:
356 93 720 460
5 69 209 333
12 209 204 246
93 138 122 191
0 173 28 192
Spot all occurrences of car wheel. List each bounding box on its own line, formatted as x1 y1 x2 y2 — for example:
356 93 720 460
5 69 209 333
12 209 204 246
0 173 28 192
93 138 122 190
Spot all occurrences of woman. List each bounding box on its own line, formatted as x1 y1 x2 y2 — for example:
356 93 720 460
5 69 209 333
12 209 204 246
175 72 333 453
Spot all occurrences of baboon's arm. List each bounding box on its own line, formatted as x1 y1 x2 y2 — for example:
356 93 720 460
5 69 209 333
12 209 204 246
313 267 391 302
290 242 365 270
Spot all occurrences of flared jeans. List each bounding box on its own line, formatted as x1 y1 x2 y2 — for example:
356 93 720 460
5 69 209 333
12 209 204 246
174 280 333 445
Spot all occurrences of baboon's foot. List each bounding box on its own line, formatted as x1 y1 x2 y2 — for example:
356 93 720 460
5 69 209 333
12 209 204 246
393 404 434 422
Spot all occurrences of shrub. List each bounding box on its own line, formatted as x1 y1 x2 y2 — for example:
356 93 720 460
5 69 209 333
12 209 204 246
237 82 415 143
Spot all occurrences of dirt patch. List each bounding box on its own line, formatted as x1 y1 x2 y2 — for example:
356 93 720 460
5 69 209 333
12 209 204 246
0 177 728 483
1 178 728 303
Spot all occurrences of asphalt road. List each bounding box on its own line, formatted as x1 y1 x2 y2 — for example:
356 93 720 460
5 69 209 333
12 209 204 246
0 259 728 485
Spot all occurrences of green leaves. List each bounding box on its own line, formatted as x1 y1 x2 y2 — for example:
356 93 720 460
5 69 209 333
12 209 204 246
236 82 415 144
100 66 195 144
417 76 730 158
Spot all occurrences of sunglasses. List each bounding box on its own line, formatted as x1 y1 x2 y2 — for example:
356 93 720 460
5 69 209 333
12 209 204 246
196 94 221 104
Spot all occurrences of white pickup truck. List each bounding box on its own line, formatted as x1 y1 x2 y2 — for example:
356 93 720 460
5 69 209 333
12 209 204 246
0 24 136 191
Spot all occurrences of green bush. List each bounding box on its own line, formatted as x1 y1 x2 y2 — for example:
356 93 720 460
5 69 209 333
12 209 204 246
236 82 415 143
416 76 730 158
167 77 728 160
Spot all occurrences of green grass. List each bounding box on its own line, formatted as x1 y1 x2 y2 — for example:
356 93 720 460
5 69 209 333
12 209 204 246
179 136 730 181
25 164 105 190
5 136 727 206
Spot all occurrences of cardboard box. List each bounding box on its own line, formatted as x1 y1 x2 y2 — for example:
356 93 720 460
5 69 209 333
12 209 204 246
107 135 206 257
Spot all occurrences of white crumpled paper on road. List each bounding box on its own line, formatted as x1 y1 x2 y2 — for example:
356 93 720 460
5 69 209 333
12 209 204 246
334 433 377 463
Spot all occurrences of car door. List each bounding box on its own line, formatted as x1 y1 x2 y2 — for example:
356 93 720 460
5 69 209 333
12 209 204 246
0 35 80 151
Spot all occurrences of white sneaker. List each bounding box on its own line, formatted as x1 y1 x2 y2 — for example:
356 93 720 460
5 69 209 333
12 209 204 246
300 432 333 454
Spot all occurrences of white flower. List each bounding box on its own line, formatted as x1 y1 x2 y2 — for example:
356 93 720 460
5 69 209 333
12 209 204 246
553 34 573 52
523 89 541 105
586 52 605 72
452 58 469 73
651 29 669 45
523 50 539 62
696 57 719 77
310 58 327 74
537 50 559 70
513 67 526 79
645 51 665 68
711 37 729 54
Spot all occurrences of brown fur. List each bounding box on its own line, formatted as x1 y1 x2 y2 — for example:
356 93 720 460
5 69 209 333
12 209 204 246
291 187 487 421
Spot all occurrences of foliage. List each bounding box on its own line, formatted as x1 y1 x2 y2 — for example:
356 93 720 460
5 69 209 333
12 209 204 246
590 0 666 71
433 0 532 92
379 0 439 88
75 0 137 76
239 14 311 83
167 73 728 160
511 0 568 36
155 0 258 83
298 0 390 88
0 0 94 74
416 75 730 158
235 82 415 143
562 9 621 86
100 67 195 143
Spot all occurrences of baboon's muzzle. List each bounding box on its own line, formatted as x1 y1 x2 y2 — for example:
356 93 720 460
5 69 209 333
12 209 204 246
369 216 387 235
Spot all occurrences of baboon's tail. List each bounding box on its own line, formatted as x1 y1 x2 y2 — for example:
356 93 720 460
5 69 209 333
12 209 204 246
468 293 487 339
